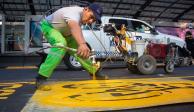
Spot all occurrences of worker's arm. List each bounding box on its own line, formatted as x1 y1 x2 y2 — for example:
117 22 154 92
67 20 90 59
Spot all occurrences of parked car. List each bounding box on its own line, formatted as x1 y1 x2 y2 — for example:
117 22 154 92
39 16 192 70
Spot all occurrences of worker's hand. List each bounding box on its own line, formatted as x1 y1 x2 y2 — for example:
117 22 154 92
77 43 90 59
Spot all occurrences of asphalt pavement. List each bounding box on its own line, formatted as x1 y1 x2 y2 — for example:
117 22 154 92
0 64 194 112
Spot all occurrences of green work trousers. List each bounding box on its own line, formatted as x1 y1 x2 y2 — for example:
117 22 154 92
38 20 97 78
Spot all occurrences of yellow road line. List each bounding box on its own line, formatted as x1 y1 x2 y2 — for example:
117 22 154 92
0 82 34 100
6 66 37 70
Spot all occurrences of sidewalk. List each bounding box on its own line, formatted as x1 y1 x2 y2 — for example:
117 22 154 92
0 55 41 68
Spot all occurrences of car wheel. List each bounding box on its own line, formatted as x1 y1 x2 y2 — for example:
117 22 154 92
64 53 82 70
137 55 156 75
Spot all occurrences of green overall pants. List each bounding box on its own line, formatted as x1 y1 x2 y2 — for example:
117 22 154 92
38 20 97 78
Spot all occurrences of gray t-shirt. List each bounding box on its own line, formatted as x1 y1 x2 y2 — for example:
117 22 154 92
46 6 83 36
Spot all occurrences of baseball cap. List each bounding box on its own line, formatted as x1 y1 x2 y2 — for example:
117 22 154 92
88 3 103 24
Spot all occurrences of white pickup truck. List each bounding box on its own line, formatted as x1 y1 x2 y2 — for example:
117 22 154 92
42 16 191 70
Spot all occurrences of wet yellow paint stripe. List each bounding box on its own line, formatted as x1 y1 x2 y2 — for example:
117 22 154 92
22 76 194 112
6 66 37 70
0 83 22 100
0 82 34 100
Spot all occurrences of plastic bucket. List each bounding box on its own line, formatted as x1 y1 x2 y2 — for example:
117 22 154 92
131 40 146 57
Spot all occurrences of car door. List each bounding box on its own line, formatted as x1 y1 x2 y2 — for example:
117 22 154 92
82 23 104 54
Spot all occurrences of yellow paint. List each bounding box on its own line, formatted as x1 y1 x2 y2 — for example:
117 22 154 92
0 89 15 96
125 37 133 45
0 82 34 100
0 83 23 100
6 66 37 70
30 76 194 110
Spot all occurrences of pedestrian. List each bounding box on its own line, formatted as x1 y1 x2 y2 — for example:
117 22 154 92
36 3 107 90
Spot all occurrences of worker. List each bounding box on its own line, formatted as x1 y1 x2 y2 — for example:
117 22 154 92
36 3 108 90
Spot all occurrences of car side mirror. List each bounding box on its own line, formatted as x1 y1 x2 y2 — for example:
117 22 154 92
103 24 115 32
103 24 117 36
152 28 158 35
93 24 102 30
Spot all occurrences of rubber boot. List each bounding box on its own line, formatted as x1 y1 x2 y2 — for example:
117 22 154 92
35 75 51 91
